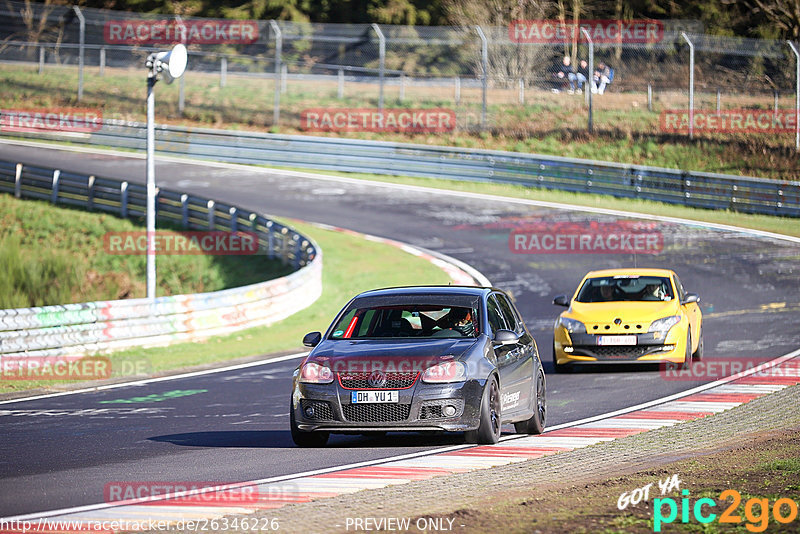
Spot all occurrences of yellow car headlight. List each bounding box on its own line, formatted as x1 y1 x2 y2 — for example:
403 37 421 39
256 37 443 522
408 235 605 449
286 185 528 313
648 315 681 336
558 317 586 334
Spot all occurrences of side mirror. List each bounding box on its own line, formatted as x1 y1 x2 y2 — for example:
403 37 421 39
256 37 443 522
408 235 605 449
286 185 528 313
302 331 322 347
682 293 700 305
553 295 570 307
493 329 520 346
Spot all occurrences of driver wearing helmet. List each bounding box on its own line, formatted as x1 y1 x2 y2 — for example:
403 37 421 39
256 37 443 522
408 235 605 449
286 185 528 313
441 307 475 337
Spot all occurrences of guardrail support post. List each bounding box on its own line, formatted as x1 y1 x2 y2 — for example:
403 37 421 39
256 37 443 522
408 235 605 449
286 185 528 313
681 32 694 140
38 47 45 74
220 57 227 87
281 64 288 93
51 170 60 204
120 181 129 218
475 26 488 130
207 200 215 229
87 175 95 211
399 74 406 101
99 47 105 76
581 27 593 134
293 235 303 269
519 79 524 105
266 221 275 259
774 90 779 116
716 88 721 114
371 24 385 111
14 163 22 198
788 41 800 151
455 77 460 104
180 194 189 228
229 207 238 232
73 6 85 102
647 83 652 112
337 68 344 99
269 20 282 127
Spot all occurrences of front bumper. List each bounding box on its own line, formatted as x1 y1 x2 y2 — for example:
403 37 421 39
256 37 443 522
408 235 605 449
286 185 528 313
554 330 687 365
291 377 485 433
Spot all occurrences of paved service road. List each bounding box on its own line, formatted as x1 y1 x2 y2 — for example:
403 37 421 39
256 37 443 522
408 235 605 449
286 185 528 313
1 142 799 517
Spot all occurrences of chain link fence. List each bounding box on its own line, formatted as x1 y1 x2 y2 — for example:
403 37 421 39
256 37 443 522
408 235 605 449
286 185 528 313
1 1 798 151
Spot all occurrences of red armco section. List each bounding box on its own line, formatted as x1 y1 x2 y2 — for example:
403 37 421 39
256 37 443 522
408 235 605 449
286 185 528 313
24 356 800 530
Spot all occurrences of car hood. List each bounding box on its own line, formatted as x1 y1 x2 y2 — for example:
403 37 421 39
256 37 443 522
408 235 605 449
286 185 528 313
307 338 478 372
566 300 680 329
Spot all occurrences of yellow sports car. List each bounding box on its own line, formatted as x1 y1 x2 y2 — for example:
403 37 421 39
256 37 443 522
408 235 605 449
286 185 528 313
552 268 702 372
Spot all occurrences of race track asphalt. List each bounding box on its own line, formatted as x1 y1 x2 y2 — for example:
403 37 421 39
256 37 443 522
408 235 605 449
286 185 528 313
1 142 799 518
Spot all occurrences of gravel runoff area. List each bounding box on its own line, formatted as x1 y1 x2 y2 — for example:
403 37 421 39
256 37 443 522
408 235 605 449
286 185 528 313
190 383 800 534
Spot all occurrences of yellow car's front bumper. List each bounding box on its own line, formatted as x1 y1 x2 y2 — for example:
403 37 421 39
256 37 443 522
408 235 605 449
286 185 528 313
553 325 689 366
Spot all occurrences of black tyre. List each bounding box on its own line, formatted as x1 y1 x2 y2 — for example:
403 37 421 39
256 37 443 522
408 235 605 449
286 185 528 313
290 405 329 447
680 333 693 370
692 329 704 361
514 368 546 435
465 375 501 445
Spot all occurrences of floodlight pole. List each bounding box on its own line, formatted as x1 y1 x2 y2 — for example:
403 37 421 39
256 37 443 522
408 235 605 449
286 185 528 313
146 70 157 300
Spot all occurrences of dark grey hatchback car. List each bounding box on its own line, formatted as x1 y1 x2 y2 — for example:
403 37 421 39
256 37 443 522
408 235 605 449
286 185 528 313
290 286 546 446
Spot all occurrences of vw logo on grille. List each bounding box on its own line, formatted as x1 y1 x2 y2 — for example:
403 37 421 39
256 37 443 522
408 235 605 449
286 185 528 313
367 370 387 388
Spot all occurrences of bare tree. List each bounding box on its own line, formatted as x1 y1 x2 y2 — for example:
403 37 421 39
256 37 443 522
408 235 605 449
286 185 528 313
747 0 800 39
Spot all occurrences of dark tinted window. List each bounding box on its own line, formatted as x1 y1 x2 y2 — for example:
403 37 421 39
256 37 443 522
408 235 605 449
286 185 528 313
486 295 507 333
495 293 520 332
329 305 478 339
575 275 674 303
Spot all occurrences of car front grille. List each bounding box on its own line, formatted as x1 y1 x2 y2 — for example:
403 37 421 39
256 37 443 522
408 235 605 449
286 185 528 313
300 400 334 421
574 345 666 360
337 371 419 390
342 403 411 422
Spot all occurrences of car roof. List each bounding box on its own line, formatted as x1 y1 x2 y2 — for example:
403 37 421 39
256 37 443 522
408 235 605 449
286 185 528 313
354 286 493 299
583 268 676 278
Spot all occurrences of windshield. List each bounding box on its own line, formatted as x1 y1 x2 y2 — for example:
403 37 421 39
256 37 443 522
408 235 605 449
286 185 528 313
329 305 479 339
575 275 674 303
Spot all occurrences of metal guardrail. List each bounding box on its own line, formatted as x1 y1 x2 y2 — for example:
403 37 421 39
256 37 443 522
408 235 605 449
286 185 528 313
3 123 799 217
0 159 322 358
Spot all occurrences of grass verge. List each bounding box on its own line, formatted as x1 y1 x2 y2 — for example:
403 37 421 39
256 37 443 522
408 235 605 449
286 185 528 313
2 64 798 180
0 219 452 394
0 194 291 308
442 426 800 533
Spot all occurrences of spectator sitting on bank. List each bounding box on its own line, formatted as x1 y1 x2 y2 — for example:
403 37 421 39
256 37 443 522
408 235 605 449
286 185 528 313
592 62 614 94
552 56 576 94
571 59 589 94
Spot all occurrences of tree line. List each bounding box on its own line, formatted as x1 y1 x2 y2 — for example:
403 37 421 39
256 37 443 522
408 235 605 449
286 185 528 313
38 0 800 40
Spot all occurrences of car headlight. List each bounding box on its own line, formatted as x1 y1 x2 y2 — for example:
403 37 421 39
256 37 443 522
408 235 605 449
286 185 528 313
422 361 467 383
299 362 334 384
648 315 681 335
558 317 586 334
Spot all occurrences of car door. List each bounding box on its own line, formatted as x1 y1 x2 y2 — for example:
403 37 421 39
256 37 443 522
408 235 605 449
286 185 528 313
492 293 535 418
673 275 700 349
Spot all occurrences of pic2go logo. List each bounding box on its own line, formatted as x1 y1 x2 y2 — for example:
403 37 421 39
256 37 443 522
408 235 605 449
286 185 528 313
653 489 799 532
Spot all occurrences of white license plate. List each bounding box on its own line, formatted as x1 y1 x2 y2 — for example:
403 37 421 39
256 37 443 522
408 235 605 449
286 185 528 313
597 335 637 346
351 391 399 404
